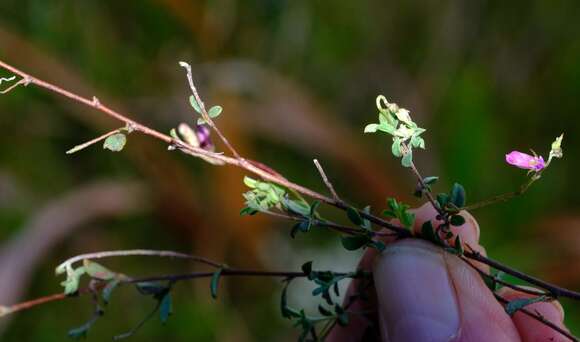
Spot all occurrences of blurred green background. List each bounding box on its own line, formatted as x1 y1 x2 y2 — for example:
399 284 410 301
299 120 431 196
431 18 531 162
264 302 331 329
0 1 579 341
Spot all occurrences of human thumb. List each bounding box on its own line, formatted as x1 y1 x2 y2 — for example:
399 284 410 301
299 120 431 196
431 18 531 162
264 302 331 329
373 239 461 341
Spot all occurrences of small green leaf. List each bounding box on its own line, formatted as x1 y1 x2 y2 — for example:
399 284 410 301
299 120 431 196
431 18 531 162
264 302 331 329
346 207 363 226
411 136 425 149
68 318 96 340
298 220 311 232
83 260 116 281
318 305 333 316
210 268 223 299
401 150 413 168
189 95 202 114
61 267 86 295
341 235 369 251
337 312 349 327
103 133 127 152
377 123 396 134
159 293 172 324
290 221 311 238
484 275 498 292
400 211 415 229
386 198 399 212
243 176 258 188
436 193 449 208
102 279 121 304
453 236 464 255
312 286 324 296
310 201 321 216
505 296 549 316
450 183 466 208
68 326 89 340
240 207 258 216
208 105 222 118
281 281 300 319
421 221 442 245
423 176 439 186
450 215 466 226
382 210 397 218
391 139 402 157
169 128 180 141
284 199 311 217
301 261 313 279
364 123 379 133
368 240 386 252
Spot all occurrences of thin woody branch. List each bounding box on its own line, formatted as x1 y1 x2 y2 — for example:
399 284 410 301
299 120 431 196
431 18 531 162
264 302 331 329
313 159 342 203
178 61 240 159
1 267 363 318
1 58 579 340
0 58 576 299
55 249 224 273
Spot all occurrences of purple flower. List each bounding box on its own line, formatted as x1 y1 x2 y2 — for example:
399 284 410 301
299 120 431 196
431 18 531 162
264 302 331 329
195 125 213 150
505 151 545 171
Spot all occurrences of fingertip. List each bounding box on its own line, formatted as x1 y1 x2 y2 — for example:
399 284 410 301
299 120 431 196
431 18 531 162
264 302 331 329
498 287 568 341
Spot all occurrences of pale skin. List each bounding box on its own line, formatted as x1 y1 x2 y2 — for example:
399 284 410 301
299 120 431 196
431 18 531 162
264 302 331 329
328 203 570 342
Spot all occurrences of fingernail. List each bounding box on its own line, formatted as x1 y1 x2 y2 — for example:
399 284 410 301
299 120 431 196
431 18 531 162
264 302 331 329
373 240 460 342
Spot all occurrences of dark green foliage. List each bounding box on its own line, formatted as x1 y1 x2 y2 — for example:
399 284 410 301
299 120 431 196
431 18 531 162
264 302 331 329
449 215 466 226
210 268 223 299
340 235 369 251
102 279 121 304
159 293 173 324
68 312 102 340
450 183 466 208
420 221 443 245
505 296 549 316
383 198 415 230
346 207 363 226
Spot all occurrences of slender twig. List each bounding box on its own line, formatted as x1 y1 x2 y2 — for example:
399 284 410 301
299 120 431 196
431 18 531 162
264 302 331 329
461 255 548 297
313 159 341 203
1 268 364 318
0 282 105 318
261 210 395 237
0 58 410 237
0 76 30 94
401 143 444 216
465 249 580 300
0 75 16 84
55 249 223 273
1 58 580 306
495 294 577 342
462 176 538 211
178 61 240 159
66 127 123 154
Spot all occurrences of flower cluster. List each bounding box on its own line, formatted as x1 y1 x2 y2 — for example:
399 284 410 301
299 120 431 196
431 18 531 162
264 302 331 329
364 95 426 167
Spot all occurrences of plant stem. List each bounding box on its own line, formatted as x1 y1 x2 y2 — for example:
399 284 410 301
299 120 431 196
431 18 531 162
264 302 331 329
462 176 538 211
56 249 224 273
2 58 580 314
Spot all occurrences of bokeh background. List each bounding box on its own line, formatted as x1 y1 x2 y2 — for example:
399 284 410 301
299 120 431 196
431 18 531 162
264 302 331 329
0 1 579 341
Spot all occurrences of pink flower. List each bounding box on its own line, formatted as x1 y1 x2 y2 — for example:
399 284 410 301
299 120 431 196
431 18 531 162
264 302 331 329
505 151 545 171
